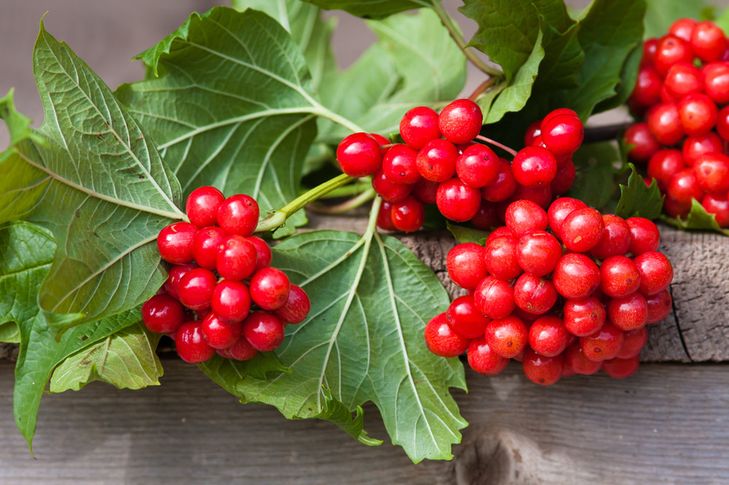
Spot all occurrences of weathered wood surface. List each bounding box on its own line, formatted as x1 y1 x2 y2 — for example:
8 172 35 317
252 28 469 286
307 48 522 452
1 359 728 484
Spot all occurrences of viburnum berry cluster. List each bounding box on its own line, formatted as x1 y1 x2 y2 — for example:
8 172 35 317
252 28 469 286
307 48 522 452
142 187 310 364
625 18 729 227
424 197 674 385
336 99 584 232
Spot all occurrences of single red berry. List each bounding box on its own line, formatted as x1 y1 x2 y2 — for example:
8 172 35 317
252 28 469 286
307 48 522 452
481 160 517 202
186 186 225 228
626 217 660 255
580 323 624 362
608 292 649 331
456 144 500 188
470 203 500 230
600 256 641 298
483 234 521 280
647 150 685 190
142 294 185 334
591 215 631 260
516 231 562 276
473 276 515 320
512 146 558 187
703 62 729 104
175 322 215 363
632 66 664 106
275 285 310 324
634 251 673 296
247 236 272 272
542 108 579 125
424 312 469 357
217 194 259 237
694 153 729 193
669 169 703 204
564 343 602 375
513 273 558 316
718 106 729 140
669 18 697 42
646 103 684 146
624 123 661 162
664 62 703 99
336 132 382 177
211 280 251 322
553 253 600 299
547 197 586 238
446 295 489 339
646 288 672 324
164 264 195 299
416 139 458 182
702 193 729 226
529 316 569 357
550 159 576 195
400 106 441 149
682 133 723 166
242 311 285 352
371 170 413 203
201 313 242 349
413 179 439 204
217 235 257 281
664 195 692 218
691 21 727 62
641 37 659 66
561 207 604 252
467 339 508 375
540 113 584 156
617 327 648 359
654 35 694 75
524 121 542 146
390 196 424 232
522 349 563 386
177 268 217 311
193 226 227 270
678 93 718 136
249 267 291 311
512 184 553 209
436 178 480 222
486 226 516 245
563 296 606 337
446 242 488 290
484 316 528 359
382 144 420 185
504 200 548 236
157 222 196 264
438 99 483 144
217 337 257 361
603 356 640 379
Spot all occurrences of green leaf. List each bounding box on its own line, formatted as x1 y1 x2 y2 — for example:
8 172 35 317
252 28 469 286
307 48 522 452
315 388 383 446
49 324 163 393
199 352 288 393
644 0 708 38
569 141 619 210
615 163 664 219
0 222 140 446
228 224 466 463
715 7 729 35
301 0 428 19
665 199 729 236
0 26 184 328
446 222 487 245
0 322 19 343
594 43 642 113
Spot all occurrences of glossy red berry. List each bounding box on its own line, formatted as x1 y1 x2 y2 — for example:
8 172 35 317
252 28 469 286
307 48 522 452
217 337 258 361
703 62 729 104
193 226 227 270
473 276 515 320
217 194 259 237
446 295 489 339
438 99 483 144
424 312 469 357
624 123 661 162
177 268 217 311
691 21 727 62
668 169 702 204
563 296 606 337
456 144 500 187
446 242 488 290
522 349 563 386
242 311 285 352
336 132 382 177
669 18 697 42
702 193 729 226
175 322 215 363
413 179 439 204
247 236 272 272
694 153 729 193
550 159 576 195
540 113 584 156
600 256 641 298
634 251 673 295
524 121 542 146
516 231 562 276
607 292 648 331
157 222 196 264
617 327 648 359
436 178 480 222
677 93 718 136
560 207 604 252
530 316 568 356
646 102 684 146
646 288 672 323
481 160 517 202
602 356 640 379
504 200 548 235
371 170 413 203
580 323 624 362
483 234 521 280
275 285 311 324
718 106 729 140
591 215 631 259
201 313 242 349
626 217 660 255
186 186 225 228
641 37 659 66
390 197 424 232
633 66 664 106
142 294 185 334
663 63 702 99
484 316 528 359
249 267 291 310
211 280 251 322
553 253 601 299
513 273 558 316
648 150 685 190
547 197 587 237
564 343 602 375
400 106 441 149
654 35 694 75
512 146 558 187
164 264 195 299
682 133 723 166
467 339 508 375
416 139 458 182
217 235 257 281
382 144 420 184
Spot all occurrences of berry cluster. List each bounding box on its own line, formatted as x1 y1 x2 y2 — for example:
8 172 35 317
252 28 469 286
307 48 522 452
625 18 729 227
424 198 674 385
336 100 584 232
142 187 310 363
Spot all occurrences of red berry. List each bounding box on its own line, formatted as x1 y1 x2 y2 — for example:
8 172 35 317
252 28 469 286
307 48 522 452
177 268 217 311
390 197 424 232
416 139 458 182
522 349 563 386
446 242 488 290
663 63 702 99
217 194 259 237
703 62 729 104
540 113 584 156
192 226 227 270
702 193 729 226
504 200 548 236
438 99 483 144
654 35 694 76
483 234 521 280
157 222 196 264
550 159 576 195
371 170 412 203
553 253 600 299
641 37 659 66
512 146 558 187
647 150 684 190
142 294 185 334
164 264 195 299
664 195 692 218
564 343 602 375
529 316 569 357
446 295 489 339
486 226 516 245
677 93 718 136
600 256 641 298
217 235 257 281
382 144 420 184
561 207 604 252
473 276 515 319
516 231 562 276
242 311 285 352
186 186 225 228
617 327 648 359
484 316 528 359
513 273 557 316
217 337 258 361
201 313 242 349
481 160 517 202
467 339 508 375
668 169 703 204
547 197 587 238
632 66 664 106
580 323 624 362
718 106 729 140
607 292 648 331
249 267 291 311
524 121 542 146
275 285 311 324
646 288 672 324
682 133 723 166
669 18 697 42
624 123 661 162
424 312 468 357
336 132 382 177
626 217 660 255
175 322 215 363
400 106 441 149
602 356 640 379
413 179 439 204
563 296 606 337
436 179 480 222
694 153 729 193
470 203 500 229
247 236 272 272
211 280 251 322
646 103 683 145
371 134 390 146
691 21 727 62
591 215 631 260
456 144 500 187
634 251 673 295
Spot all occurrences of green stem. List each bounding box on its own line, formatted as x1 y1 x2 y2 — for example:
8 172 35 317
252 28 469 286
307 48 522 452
255 173 354 233
365 196 383 237
430 2 503 79
311 104 366 133
310 189 376 215
319 179 372 199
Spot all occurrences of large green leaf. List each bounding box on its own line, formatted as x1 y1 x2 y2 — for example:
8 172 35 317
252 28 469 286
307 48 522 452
569 141 619 210
615 163 664 219
50 324 163 393
301 0 428 18
0 222 140 446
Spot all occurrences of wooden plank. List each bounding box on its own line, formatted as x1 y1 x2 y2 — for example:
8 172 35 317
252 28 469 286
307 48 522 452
1 360 728 484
